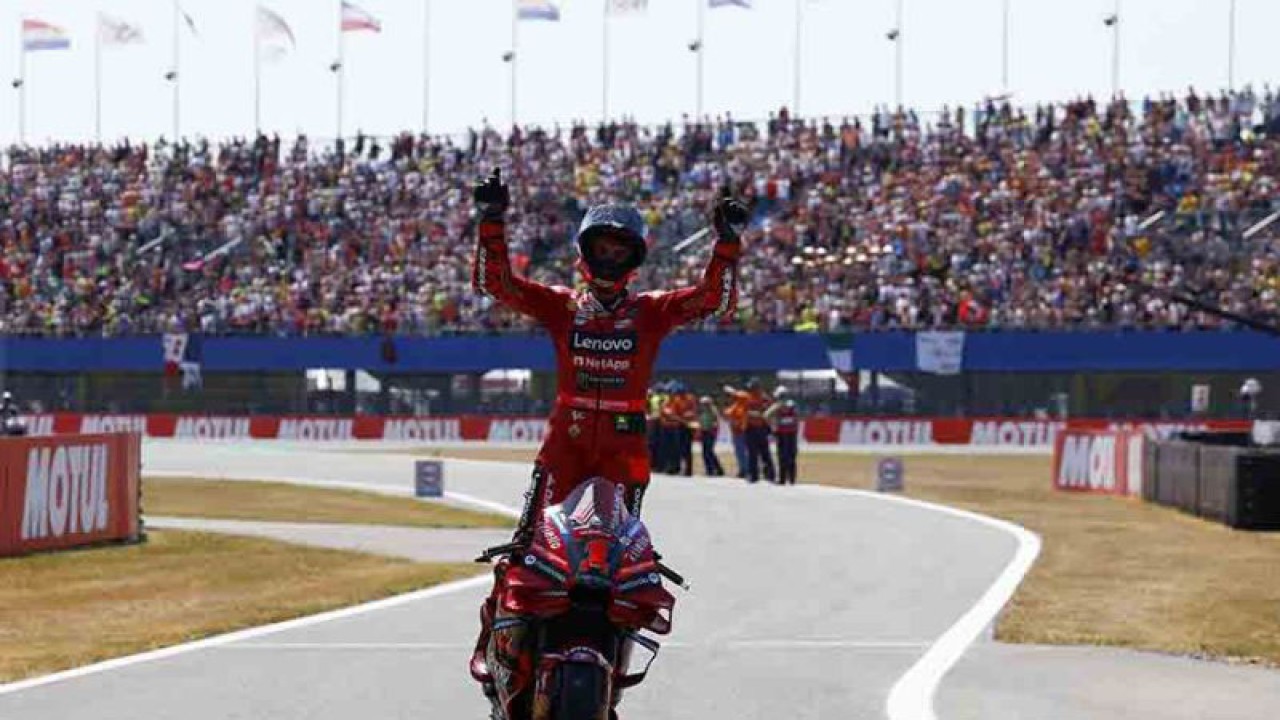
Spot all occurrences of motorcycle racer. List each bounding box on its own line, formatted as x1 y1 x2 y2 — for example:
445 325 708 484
469 167 748 710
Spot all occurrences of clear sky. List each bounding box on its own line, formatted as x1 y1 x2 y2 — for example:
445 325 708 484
0 0 1275 145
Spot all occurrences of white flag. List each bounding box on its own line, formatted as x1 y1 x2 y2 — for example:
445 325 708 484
256 5 296 61
99 14 144 46
609 0 648 14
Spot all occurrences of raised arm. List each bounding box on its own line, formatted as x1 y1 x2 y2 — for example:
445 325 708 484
647 192 749 333
471 168 568 325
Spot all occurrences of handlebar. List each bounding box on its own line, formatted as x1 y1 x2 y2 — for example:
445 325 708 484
476 542 691 591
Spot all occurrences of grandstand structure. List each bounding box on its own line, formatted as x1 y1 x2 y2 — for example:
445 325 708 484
1 87 1278 419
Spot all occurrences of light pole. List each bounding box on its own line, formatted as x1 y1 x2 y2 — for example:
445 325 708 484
1104 0 1120 99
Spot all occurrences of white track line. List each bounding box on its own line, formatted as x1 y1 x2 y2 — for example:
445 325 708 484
223 639 931 652
146 470 521 519
796 485 1042 720
0 575 492 696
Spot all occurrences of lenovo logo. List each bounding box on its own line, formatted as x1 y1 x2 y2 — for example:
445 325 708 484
571 331 637 355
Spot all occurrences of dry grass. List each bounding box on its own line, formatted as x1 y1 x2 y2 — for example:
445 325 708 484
0 530 479 682
433 446 1280 665
143 477 513 529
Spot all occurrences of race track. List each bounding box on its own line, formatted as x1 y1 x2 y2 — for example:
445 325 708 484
3 441 1279 720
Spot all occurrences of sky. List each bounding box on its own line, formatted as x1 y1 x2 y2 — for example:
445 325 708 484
0 0 1275 145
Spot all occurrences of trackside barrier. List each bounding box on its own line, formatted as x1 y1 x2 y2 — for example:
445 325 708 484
12 413 1254 448
0 433 143 557
1134 439 1280 530
1051 429 1146 496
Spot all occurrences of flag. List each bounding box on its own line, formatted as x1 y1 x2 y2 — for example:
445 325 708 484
709 0 752 7
608 0 648 14
517 0 560 21
341 1 382 32
180 6 199 37
256 5 296 60
162 333 204 389
99 14 145 46
162 333 188 376
22 19 71 52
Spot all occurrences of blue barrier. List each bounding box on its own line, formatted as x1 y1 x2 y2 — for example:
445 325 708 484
0 330 1276 373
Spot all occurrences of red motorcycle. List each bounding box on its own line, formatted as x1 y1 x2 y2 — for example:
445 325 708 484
470 478 685 720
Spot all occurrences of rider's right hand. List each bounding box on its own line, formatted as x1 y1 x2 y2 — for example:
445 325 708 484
473 167 510 222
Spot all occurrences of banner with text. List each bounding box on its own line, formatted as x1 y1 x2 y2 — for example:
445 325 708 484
0 432 142 557
12 414 1251 449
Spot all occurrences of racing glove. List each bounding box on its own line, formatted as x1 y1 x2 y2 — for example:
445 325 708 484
473 167 510 222
711 189 750 245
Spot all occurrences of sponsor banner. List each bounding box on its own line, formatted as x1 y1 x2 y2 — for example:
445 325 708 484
0 432 142 557
11 414 1253 447
1052 429 1146 496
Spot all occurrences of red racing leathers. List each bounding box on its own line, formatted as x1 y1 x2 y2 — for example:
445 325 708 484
472 217 740 520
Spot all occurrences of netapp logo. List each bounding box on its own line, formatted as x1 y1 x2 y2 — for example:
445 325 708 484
571 331 637 356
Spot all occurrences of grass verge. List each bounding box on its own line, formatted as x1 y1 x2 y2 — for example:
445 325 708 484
0 530 479 682
430 446 1280 665
143 477 513 529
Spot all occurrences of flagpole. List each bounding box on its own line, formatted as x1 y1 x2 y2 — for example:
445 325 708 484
422 0 431 133
894 0 904 108
1110 0 1120 99
1227 0 1236 91
602 2 610 122
95 14 103 142
1001 0 1010 94
510 0 519 128
18 21 27 144
254 9 262 135
696 0 705 120
792 0 803 115
336 0 345 143
172 1 181 140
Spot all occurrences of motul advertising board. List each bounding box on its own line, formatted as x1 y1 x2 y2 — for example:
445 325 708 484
1052 430 1146 496
0 433 142 557
13 414 1250 448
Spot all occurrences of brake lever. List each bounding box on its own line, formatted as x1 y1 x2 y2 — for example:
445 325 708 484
656 560 690 591
474 541 523 564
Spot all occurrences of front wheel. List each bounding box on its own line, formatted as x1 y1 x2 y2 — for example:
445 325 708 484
552 663 609 720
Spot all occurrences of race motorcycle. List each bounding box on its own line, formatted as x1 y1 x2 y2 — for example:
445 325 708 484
471 477 685 720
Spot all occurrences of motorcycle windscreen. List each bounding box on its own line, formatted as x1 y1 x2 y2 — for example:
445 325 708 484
551 477 632 536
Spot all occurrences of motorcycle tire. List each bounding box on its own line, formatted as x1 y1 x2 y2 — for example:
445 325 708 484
552 663 609 720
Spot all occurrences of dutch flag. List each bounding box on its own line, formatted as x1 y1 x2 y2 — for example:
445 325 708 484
22 19 71 52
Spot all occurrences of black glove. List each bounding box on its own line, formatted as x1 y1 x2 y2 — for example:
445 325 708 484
473 167 510 222
711 189 750 244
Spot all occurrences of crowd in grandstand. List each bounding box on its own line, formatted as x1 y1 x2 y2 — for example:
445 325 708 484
1 86 1278 336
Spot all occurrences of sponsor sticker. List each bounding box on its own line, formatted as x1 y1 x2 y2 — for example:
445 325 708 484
570 330 638 356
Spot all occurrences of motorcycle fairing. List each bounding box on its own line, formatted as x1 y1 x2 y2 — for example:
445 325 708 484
501 478 674 635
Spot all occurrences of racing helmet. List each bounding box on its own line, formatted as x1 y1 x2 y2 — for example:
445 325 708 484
576 204 648 292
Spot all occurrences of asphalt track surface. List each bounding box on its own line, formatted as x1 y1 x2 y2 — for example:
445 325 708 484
3 441 1280 720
